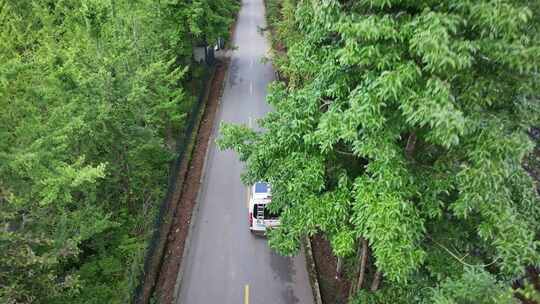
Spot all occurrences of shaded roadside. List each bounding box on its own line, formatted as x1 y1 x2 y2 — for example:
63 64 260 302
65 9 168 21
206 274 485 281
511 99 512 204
154 58 231 304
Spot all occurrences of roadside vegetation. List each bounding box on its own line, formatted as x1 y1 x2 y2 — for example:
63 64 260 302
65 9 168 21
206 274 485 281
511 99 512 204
220 0 540 302
0 0 238 303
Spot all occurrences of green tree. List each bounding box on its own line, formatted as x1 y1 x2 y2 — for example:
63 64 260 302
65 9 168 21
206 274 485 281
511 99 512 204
0 0 238 303
220 0 540 301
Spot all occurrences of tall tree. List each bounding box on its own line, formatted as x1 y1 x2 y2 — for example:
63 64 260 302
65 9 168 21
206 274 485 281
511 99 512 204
0 0 239 303
219 0 540 301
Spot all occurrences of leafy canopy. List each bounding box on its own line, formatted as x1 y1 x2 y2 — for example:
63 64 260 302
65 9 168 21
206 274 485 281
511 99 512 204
219 0 540 301
0 0 238 303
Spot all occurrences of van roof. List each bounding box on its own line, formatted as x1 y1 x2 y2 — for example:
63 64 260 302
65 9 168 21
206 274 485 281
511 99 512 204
254 182 269 193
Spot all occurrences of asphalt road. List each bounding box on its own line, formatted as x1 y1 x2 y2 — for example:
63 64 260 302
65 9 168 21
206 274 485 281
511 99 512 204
176 0 315 303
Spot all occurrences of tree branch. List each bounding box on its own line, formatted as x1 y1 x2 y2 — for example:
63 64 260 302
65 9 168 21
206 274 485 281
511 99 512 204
428 236 500 268
335 149 355 156
319 101 332 109
405 132 417 160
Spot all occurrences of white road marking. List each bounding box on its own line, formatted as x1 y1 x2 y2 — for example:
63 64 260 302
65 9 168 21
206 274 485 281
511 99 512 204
250 58 254 69
250 81 253 95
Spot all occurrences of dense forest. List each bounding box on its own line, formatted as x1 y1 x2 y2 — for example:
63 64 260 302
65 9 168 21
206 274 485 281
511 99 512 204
0 0 238 303
220 0 540 302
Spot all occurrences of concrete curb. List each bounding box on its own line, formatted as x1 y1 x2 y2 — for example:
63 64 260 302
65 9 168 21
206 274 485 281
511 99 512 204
304 236 323 304
172 55 233 303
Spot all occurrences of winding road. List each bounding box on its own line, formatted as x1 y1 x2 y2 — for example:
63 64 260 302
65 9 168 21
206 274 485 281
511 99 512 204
175 0 314 303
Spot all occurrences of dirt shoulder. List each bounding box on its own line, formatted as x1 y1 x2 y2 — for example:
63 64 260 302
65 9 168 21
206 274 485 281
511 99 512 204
154 58 229 304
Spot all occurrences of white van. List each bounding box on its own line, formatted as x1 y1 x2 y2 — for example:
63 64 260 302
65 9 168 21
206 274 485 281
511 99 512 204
248 182 280 234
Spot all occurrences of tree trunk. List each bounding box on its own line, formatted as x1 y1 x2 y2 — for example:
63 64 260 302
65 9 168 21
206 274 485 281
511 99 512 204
405 132 417 159
165 122 176 152
370 270 382 292
349 240 362 298
336 256 343 279
357 238 368 291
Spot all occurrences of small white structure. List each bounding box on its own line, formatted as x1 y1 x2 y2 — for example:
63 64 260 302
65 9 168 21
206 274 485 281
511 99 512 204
193 46 206 64
193 42 217 65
